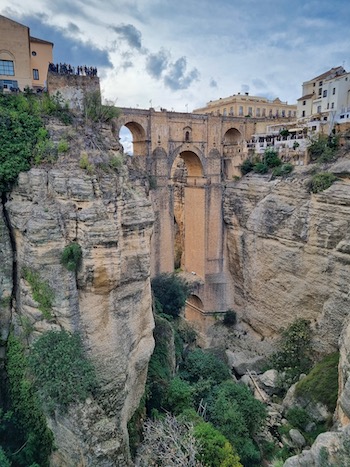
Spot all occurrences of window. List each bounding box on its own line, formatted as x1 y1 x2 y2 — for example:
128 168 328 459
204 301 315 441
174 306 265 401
282 110 285 117
317 105 321 113
256 108 260 117
223 108 227 116
318 88 322 96
0 60 15 76
33 69 39 80
0 79 18 89
302 110 305 117
31 51 37 56
323 90 327 97
303 100 306 105
312 126 317 131
248 107 252 116
293 111 296 117
229 106 233 116
327 103 329 109
333 87 336 95
331 102 334 109
239 106 243 116
262 108 266 117
288 110 291 117
319 81 323 86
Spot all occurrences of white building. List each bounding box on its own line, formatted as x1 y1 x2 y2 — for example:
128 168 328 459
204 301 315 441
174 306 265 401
297 66 350 125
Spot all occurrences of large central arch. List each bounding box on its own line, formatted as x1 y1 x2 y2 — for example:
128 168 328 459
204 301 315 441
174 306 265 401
171 150 206 278
120 121 147 156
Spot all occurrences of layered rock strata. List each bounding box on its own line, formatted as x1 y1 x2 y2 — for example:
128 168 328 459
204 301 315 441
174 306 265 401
4 162 154 465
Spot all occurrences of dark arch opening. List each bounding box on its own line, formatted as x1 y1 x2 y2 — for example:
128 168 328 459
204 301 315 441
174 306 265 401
223 128 242 144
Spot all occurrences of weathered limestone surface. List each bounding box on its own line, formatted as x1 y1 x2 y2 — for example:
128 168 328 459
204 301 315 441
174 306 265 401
0 204 12 364
224 168 350 353
5 165 155 466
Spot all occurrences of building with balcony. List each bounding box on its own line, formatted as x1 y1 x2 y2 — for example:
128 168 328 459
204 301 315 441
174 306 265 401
297 66 350 125
193 93 297 119
0 15 53 91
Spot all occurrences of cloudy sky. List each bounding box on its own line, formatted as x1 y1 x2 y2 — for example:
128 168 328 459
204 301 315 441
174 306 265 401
1 0 350 112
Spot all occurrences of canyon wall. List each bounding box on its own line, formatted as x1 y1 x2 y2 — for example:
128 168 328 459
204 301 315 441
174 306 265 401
1 121 155 465
224 163 350 464
224 165 350 354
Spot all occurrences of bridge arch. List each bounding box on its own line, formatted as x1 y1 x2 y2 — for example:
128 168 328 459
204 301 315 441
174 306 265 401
122 121 147 156
223 127 242 144
170 144 206 178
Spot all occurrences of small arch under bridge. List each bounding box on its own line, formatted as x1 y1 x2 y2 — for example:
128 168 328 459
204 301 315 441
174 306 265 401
114 107 257 322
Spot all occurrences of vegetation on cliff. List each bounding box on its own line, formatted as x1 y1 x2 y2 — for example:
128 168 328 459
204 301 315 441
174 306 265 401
240 148 293 177
0 333 54 466
0 92 73 193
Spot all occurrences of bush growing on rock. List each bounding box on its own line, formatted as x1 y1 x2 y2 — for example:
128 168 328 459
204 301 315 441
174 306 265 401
309 172 338 193
61 242 82 272
28 330 96 413
151 273 190 318
270 318 313 386
295 352 339 412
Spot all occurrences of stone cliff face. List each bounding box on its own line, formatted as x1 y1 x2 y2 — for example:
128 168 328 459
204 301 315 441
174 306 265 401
224 163 350 464
224 166 350 354
2 129 155 465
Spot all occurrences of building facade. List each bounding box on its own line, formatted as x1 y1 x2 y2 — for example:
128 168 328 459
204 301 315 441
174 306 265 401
193 93 297 119
0 15 53 91
297 66 350 125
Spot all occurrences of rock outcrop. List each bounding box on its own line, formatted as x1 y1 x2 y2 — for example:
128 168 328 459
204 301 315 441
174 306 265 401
224 167 350 354
2 121 155 465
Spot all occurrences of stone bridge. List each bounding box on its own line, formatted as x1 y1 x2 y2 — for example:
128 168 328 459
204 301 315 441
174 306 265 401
114 108 258 328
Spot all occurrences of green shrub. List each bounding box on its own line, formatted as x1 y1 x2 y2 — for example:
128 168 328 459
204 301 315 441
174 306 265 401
272 163 294 177
28 330 96 413
264 148 282 168
151 273 190 318
308 134 338 162
164 377 193 415
0 448 11 467
109 154 123 169
309 172 337 193
285 407 310 431
79 152 94 174
270 318 313 386
223 309 237 327
0 94 44 192
180 349 231 384
5 333 53 466
295 352 339 412
83 91 119 124
146 315 175 414
194 422 242 467
61 242 82 272
253 162 268 174
240 159 254 175
207 381 266 466
57 139 69 153
22 268 54 319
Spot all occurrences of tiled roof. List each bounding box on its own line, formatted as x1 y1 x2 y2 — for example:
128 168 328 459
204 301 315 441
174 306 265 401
308 66 346 82
297 93 314 101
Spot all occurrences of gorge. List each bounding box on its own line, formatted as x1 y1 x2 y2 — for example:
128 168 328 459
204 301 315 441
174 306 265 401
1 89 350 466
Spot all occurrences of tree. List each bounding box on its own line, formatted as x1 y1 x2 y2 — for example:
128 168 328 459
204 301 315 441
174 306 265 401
207 381 266 466
270 318 313 385
151 273 190 317
180 349 231 384
194 422 242 467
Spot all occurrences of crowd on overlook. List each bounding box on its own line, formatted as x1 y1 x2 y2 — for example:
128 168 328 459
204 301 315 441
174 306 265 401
48 63 98 77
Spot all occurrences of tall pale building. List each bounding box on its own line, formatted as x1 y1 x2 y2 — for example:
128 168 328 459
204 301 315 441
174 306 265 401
0 15 53 91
